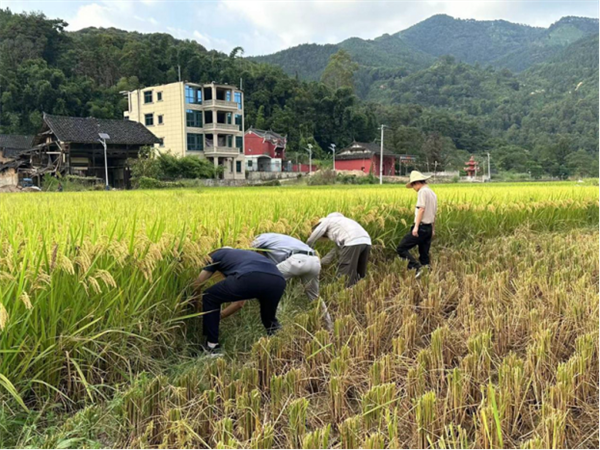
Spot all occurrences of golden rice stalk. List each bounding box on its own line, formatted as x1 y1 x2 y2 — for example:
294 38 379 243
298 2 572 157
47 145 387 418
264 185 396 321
329 376 345 424
361 383 396 430
436 424 470 449
414 391 437 449
236 388 261 441
302 424 331 449
250 422 274 449
340 416 362 449
0 302 8 330
287 397 309 448
363 432 385 449
20 291 33 310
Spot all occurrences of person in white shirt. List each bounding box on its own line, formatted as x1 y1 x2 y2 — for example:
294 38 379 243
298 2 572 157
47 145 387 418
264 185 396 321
396 171 438 278
219 233 332 330
307 212 371 287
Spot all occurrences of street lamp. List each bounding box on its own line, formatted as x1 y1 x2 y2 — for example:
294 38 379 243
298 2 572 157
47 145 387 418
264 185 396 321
305 143 313 174
329 143 336 172
379 125 387 185
98 132 110 190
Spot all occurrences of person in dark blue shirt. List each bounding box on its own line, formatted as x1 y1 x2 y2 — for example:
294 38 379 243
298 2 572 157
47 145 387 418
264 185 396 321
193 247 286 353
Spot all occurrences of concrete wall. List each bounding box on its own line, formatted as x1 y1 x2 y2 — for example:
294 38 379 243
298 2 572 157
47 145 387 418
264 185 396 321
126 82 186 157
247 171 299 181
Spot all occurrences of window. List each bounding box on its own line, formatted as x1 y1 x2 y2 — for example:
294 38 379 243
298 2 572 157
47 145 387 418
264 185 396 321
158 115 164 125
186 109 202 128
144 113 154 126
226 112 232 124
235 114 242 130
235 136 243 151
158 138 164 147
236 161 242 173
234 92 242 109
227 135 233 148
185 85 202 104
144 91 153 103
187 133 204 151
226 90 232 102
248 160 253 167
157 92 163 101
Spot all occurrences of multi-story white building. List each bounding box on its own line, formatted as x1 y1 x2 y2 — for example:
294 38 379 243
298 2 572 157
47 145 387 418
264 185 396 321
124 81 245 180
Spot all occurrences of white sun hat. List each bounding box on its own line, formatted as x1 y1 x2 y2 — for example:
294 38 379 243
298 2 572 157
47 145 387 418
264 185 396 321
406 171 431 188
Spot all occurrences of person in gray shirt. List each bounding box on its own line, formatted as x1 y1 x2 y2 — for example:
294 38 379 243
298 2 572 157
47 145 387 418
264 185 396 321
220 233 332 329
396 171 438 278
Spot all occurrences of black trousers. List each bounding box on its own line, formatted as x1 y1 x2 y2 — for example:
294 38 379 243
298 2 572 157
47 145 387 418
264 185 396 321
338 244 371 286
202 273 286 343
396 224 432 270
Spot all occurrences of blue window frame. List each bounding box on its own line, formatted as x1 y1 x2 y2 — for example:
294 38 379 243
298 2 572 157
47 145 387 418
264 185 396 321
185 86 202 104
234 92 242 109
187 133 204 151
235 114 242 130
235 136 243 151
186 110 202 128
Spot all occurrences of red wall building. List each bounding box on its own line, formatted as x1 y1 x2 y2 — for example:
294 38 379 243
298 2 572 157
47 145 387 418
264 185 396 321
335 142 396 175
244 128 287 160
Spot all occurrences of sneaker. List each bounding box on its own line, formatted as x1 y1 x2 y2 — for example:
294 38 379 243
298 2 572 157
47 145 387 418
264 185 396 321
266 319 282 336
415 266 428 279
200 342 223 357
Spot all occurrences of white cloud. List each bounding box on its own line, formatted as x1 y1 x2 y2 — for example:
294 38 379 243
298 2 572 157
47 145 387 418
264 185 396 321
67 3 116 30
222 0 598 55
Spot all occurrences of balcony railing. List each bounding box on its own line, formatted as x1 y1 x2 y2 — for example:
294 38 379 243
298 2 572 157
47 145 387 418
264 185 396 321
203 99 239 109
204 146 240 155
203 123 240 132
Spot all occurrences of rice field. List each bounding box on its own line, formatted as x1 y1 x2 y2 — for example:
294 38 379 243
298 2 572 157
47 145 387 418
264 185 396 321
0 182 598 448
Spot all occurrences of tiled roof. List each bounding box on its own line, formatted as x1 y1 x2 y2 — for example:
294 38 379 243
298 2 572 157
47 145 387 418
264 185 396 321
337 141 395 160
246 127 287 142
0 134 34 156
35 113 159 146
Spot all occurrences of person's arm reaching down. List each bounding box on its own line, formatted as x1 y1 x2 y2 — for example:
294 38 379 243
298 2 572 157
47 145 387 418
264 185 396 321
221 300 246 319
307 220 328 248
321 247 338 265
413 207 425 237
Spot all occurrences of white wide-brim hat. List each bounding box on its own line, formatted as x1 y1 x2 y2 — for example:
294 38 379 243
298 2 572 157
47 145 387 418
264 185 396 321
406 170 431 188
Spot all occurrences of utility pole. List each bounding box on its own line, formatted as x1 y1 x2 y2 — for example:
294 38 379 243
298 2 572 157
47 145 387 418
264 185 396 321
434 160 438 182
487 152 491 182
379 124 386 185
329 143 336 173
306 144 313 174
98 133 111 190
178 65 181 82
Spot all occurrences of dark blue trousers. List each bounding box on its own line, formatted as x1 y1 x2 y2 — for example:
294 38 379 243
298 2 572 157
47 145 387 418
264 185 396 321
202 272 286 343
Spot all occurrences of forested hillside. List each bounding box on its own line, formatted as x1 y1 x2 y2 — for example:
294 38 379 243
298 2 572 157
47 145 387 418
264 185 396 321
0 9 376 158
254 15 598 81
0 9 597 178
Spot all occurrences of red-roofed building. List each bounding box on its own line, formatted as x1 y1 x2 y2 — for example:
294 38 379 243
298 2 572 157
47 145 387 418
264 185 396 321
335 142 397 175
244 128 287 172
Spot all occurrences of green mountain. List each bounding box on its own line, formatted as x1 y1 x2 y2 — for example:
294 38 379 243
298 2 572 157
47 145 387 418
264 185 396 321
253 15 598 81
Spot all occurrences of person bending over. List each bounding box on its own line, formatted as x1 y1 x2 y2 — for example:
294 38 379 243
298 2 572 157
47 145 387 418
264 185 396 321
221 233 333 330
193 247 286 354
307 212 371 287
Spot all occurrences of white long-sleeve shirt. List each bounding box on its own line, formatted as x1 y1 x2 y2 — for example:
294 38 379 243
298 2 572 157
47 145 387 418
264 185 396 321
307 213 371 249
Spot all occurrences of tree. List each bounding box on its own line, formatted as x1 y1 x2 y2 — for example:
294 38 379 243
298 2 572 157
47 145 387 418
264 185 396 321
565 150 599 178
421 133 454 170
321 49 359 91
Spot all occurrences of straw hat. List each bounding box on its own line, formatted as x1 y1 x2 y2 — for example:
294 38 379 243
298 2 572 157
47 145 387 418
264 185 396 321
406 170 431 188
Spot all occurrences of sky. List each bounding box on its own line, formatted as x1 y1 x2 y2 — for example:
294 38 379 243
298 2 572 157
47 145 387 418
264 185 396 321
2 0 598 56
